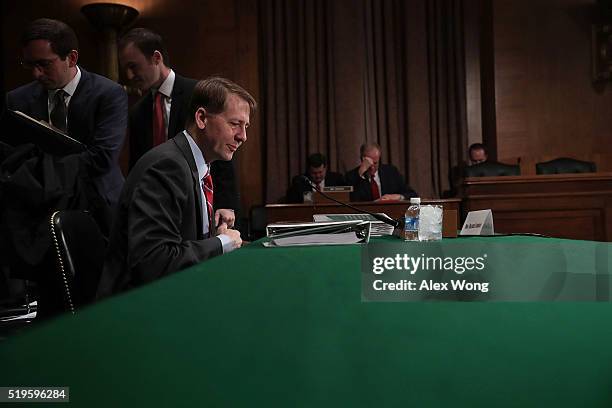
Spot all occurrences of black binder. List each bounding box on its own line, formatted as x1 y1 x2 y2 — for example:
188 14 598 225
1 109 85 155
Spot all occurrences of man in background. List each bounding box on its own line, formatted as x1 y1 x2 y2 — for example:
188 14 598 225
118 27 238 228
468 143 488 165
5 18 127 206
345 142 417 202
99 77 256 296
286 153 345 203
2 18 127 317
444 142 490 197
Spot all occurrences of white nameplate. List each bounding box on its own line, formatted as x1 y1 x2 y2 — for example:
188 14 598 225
460 209 494 236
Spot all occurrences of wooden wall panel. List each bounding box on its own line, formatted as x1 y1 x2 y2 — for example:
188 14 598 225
493 0 612 161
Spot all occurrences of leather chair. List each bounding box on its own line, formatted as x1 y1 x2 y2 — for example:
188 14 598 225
535 157 596 175
464 161 520 177
49 210 106 313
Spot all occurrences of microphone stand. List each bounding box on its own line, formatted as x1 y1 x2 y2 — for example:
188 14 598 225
301 176 404 229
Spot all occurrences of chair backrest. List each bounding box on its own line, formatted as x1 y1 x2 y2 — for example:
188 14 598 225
249 205 268 241
464 161 521 177
535 157 596 175
49 210 106 313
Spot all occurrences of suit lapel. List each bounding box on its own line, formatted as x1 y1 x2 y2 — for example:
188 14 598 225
172 132 204 239
378 165 387 195
28 84 48 122
168 76 186 138
141 92 154 151
66 67 92 141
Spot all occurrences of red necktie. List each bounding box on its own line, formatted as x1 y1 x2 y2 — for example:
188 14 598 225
202 172 214 236
370 177 380 200
152 92 166 146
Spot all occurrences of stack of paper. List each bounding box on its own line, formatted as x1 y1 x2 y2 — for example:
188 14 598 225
313 214 394 237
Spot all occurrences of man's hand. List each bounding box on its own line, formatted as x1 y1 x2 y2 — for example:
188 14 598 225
215 209 235 228
216 223 242 249
378 194 403 201
358 156 374 178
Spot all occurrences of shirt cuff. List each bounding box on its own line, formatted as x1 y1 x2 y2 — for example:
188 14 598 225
217 234 235 254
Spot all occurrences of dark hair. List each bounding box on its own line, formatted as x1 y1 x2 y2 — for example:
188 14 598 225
187 77 257 125
360 142 381 157
21 18 78 59
118 28 170 66
306 153 327 169
468 143 487 155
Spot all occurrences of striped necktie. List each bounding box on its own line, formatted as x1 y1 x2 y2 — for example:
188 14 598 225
202 171 214 236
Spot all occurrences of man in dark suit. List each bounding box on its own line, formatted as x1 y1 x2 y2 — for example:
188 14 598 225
5 18 127 206
2 18 126 318
118 28 238 228
345 142 417 202
444 143 490 197
468 143 488 165
98 77 256 296
286 153 345 203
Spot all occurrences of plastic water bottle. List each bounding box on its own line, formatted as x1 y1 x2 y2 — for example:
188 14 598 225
404 197 421 241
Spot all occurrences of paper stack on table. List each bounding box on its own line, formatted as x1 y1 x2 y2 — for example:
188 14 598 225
313 213 394 237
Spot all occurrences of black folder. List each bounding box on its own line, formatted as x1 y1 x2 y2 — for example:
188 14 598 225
1 109 85 155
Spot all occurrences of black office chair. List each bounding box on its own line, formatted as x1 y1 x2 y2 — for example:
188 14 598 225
535 157 596 175
464 161 520 177
49 210 106 313
249 205 268 241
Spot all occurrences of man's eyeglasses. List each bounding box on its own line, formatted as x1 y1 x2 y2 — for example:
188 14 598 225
19 57 59 70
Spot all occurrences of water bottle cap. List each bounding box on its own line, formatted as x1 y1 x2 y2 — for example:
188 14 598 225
410 197 421 204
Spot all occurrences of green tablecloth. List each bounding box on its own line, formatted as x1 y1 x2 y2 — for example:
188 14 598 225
2 236 612 407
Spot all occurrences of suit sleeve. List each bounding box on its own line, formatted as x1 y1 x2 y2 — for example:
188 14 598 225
81 84 127 177
345 169 371 201
128 99 147 170
387 165 417 198
127 157 222 284
286 175 308 203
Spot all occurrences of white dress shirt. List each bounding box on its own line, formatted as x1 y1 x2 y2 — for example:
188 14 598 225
47 66 81 121
184 130 234 253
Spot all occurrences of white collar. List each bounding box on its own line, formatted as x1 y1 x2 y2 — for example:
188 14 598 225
49 65 81 98
156 69 175 98
184 130 209 180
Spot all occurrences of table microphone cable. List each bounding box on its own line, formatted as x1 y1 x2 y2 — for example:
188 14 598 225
301 175 401 228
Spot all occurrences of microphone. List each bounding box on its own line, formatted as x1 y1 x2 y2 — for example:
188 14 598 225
301 175 402 228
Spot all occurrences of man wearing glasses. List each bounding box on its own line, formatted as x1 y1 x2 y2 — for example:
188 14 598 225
5 18 127 207
2 18 127 318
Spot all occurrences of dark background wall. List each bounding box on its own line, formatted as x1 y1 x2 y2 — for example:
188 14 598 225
2 0 611 211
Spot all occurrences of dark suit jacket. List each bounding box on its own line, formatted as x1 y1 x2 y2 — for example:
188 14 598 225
286 171 346 203
5 67 127 206
345 163 417 201
98 132 223 296
128 73 239 211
